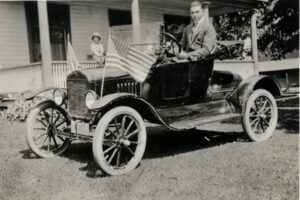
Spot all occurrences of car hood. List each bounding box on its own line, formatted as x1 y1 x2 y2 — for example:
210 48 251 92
67 67 129 82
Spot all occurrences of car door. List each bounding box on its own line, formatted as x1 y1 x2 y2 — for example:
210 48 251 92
161 61 190 105
188 59 214 103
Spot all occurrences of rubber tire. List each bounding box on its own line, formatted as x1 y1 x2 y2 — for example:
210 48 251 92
93 106 147 176
242 89 278 142
26 101 71 158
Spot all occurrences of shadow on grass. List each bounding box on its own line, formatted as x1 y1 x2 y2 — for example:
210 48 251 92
277 109 299 134
19 149 42 159
143 127 244 159
57 128 245 178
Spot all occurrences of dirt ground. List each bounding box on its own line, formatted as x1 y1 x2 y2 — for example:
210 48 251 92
0 108 298 200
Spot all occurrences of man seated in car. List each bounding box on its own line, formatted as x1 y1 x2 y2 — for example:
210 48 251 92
176 0 216 61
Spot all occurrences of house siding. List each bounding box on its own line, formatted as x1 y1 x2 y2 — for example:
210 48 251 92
140 2 189 23
70 2 110 61
0 2 30 68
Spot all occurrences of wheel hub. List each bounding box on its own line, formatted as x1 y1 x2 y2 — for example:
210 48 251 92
257 109 267 119
260 113 267 119
46 125 56 137
117 137 131 146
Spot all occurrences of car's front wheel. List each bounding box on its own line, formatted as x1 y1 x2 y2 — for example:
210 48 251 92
93 106 146 176
26 101 71 158
242 89 278 142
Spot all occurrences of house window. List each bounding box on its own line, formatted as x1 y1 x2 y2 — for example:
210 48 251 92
164 14 190 41
25 2 71 62
108 9 132 26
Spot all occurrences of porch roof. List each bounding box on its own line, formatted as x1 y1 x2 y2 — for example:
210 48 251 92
131 0 267 15
209 0 267 15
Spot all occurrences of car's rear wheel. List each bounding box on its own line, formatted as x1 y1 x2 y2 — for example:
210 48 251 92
26 101 71 158
93 106 146 176
242 89 278 141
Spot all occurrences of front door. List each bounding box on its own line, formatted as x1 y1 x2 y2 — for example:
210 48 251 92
25 2 70 62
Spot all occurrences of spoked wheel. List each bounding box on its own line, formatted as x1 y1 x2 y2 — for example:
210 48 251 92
93 106 146 176
26 101 71 158
243 89 278 142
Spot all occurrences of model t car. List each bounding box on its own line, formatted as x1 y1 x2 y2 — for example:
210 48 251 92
25 23 281 176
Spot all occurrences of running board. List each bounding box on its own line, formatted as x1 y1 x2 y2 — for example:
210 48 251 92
169 113 241 130
276 94 299 102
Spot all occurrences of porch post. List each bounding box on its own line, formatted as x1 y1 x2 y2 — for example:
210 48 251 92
131 0 140 25
131 0 140 44
37 1 53 87
251 10 259 75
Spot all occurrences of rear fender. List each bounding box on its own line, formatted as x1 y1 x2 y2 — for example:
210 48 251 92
90 93 175 129
227 75 281 113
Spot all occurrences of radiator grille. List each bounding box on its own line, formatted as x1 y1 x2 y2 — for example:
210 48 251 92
67 79 90 118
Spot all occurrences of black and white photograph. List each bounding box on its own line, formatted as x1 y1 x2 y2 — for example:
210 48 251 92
0 0 299 199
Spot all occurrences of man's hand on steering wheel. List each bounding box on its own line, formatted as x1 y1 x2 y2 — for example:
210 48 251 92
176 51 188 60
161 32 182 57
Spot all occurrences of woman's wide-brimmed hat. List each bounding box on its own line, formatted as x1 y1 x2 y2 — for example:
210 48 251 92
91 32 101 40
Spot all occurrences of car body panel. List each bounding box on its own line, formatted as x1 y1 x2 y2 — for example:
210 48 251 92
90 93 177 130
89 92 240 131
142 59 214 107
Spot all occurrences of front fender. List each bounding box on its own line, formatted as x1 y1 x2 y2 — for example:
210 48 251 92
227 75 281 113
90 93 136 110
24 87 65 101
90 93 176 130
31 99 56 110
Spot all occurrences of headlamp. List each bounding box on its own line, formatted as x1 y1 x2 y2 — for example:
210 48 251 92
53 89 66 106
85 90 98 109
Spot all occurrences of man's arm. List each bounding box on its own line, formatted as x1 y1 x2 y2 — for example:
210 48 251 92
179 28 187 51
188 23 216 60
176 27 190 60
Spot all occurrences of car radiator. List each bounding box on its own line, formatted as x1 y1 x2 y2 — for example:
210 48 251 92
67 79 90 118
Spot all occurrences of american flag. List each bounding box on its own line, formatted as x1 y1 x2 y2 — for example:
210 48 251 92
67 37 80 71
105 36 156 82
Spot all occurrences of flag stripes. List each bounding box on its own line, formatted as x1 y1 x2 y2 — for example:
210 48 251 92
104 36 156 82
105 53 150 82
130 48 155 64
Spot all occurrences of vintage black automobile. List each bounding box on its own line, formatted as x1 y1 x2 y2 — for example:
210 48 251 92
25 29 281 176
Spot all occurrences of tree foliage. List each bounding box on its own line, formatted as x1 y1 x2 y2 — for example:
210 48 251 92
258 0 299 59
213 11 251 41
213 0 299 60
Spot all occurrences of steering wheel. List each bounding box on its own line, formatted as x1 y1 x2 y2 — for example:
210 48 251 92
161 32 182 55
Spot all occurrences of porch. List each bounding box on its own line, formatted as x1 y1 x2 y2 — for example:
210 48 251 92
0 61 99 94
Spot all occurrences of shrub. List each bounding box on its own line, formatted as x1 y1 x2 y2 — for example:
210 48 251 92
0 91 52 122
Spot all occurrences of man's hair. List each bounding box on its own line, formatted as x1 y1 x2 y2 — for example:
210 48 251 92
190 0 203 8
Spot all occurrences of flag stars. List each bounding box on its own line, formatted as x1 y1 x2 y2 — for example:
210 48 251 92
112 37 131 57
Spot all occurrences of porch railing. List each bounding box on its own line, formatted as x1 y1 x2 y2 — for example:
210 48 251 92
52 61 101 88
0 61 101 94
